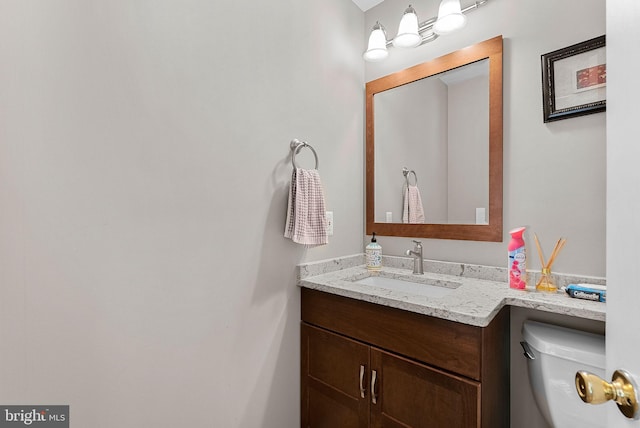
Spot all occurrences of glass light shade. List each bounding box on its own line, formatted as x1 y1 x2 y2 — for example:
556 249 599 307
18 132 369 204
363 22 389 62
393 6 421 48
433 0 467 35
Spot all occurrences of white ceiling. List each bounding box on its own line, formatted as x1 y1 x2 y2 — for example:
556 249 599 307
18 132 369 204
351 0 384 12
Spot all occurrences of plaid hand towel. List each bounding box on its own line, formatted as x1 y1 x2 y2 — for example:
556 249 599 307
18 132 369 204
284 168 328 247
402 184 425 224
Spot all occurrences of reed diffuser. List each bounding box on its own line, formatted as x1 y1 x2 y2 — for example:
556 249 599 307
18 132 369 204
533 234 566 292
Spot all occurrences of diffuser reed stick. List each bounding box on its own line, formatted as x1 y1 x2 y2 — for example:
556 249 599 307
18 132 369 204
546 238 566 270
533 234 546 268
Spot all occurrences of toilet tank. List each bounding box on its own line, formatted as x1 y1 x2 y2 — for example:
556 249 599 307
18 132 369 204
522 321 605 428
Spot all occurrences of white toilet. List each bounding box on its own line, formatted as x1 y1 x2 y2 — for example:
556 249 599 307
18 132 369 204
521 320 606 428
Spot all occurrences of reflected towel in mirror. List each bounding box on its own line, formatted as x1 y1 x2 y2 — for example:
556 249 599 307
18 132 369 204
402 185 425 224
284 168 328 246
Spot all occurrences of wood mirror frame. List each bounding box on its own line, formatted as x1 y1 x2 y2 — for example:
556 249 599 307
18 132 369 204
366 35 503 242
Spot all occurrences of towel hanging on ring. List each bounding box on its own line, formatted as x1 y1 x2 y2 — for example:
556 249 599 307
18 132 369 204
403 184 425 224
401 168 424 224
284 139 328 247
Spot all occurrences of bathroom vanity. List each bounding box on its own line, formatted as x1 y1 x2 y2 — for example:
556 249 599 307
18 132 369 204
301 289 509 427
298 255 606 428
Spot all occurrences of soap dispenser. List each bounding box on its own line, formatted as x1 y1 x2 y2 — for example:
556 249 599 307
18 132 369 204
366 233 382 271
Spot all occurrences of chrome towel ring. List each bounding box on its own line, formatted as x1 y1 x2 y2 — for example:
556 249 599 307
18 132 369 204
290 139 319 170
402 167 418 186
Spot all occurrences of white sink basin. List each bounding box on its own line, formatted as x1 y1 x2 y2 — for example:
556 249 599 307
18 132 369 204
354 275 459 298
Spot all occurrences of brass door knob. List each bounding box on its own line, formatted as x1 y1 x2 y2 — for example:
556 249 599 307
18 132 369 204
575 370 639 419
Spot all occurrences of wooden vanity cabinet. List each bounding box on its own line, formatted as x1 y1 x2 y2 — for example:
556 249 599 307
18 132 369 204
301 288 509 428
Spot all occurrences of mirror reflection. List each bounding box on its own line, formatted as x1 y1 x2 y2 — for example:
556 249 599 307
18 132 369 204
374 59 489 225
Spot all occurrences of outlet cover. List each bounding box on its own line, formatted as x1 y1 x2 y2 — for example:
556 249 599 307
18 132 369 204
326 211 334 236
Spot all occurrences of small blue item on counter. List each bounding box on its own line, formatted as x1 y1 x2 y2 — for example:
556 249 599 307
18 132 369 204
563 284 606 303
366 232 382 271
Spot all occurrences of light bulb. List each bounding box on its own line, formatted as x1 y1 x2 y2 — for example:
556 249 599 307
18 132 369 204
433 0 467 35
363 22 389 62
393 5 421 48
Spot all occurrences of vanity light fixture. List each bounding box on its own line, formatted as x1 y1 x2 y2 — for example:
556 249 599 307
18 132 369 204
363 0 488 62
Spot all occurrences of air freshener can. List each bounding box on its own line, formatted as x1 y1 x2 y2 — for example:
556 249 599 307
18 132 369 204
508 227 527 289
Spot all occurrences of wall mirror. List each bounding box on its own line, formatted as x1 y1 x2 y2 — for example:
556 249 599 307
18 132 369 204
366 35 503 241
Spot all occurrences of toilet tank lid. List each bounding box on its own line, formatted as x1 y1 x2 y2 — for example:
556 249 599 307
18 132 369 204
522 320 605 368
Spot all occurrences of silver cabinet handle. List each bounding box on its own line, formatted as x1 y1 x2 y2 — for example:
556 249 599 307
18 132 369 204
371 370 378 404
359 365 366 398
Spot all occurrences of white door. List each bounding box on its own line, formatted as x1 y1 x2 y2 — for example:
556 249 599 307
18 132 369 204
606 0 640 426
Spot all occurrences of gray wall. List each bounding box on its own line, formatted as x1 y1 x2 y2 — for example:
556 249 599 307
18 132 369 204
365 0 606 278
0 1 363 427
447 74 489 224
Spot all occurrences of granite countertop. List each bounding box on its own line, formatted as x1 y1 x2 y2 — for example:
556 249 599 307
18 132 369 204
297 254 606 327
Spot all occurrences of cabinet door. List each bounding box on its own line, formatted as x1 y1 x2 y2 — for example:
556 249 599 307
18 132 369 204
370 348 480 428
301 323 370 428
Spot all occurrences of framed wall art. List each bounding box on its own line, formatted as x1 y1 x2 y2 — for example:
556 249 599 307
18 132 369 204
541 35 606 123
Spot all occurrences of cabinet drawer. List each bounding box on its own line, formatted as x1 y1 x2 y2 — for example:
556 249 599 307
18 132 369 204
302 288 482 380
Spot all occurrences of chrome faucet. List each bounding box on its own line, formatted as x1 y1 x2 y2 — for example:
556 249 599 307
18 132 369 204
405 240 424 275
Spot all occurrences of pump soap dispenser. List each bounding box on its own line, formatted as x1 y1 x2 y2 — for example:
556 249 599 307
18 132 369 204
366 233 382 271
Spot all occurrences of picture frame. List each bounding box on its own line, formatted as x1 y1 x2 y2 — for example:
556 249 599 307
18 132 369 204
541 35 606 123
